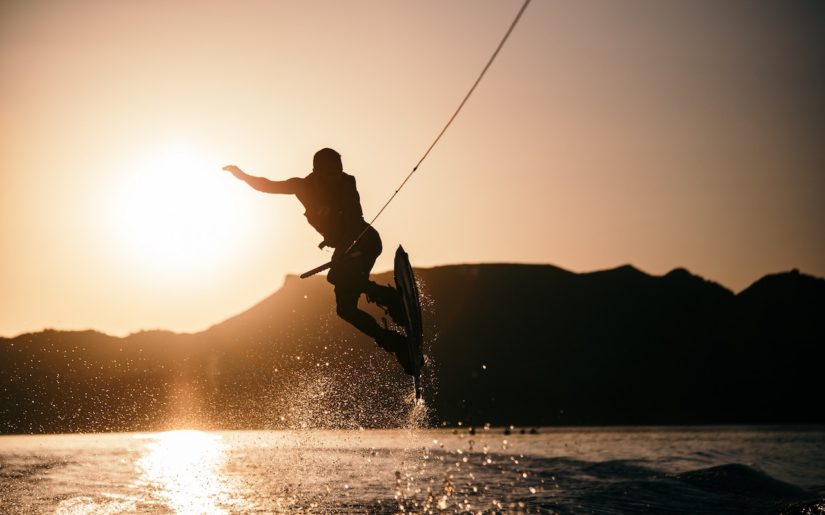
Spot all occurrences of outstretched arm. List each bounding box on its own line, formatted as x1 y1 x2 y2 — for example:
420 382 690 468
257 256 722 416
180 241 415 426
223 165 302 194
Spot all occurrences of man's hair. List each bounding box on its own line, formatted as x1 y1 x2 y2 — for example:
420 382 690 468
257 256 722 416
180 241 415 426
313 148 343 173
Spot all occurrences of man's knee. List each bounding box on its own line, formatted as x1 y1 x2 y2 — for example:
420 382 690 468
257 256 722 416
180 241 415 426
336 302 357 321
334 292 383 338
335 288 359 318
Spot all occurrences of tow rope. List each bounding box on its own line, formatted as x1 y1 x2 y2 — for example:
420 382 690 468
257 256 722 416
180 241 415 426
301 0 531 279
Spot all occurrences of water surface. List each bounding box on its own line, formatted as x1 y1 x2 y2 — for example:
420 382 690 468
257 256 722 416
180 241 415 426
1 426 824 513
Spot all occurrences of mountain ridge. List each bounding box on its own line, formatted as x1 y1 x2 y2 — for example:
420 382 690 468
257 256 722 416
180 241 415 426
1 262 822 433
3 263 750 340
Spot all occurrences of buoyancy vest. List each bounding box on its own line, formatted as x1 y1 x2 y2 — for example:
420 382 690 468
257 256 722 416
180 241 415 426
296 171 366 247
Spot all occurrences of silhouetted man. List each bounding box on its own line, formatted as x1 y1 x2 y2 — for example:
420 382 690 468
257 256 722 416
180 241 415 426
223 148 413 374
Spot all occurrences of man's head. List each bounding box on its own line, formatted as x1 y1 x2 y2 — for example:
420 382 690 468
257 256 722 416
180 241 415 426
313 148 343 174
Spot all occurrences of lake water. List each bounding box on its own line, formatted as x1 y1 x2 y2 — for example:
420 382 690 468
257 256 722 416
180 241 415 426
1 425 823 514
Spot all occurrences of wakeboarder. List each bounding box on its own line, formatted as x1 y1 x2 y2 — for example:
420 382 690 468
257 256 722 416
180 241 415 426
223 148 416 375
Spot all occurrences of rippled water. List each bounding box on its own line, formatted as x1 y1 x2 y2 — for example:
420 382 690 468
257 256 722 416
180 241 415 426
1 426 824 514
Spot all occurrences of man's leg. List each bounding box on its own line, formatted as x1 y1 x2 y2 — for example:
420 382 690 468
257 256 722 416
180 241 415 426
334 284 413 374
327 226 414 374
334 285 384 340
329 225 392 333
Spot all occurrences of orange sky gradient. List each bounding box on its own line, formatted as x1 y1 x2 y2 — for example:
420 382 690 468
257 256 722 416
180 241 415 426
2 0 823 337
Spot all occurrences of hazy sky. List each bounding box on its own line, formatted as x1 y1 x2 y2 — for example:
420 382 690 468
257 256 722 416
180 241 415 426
2 0 823 337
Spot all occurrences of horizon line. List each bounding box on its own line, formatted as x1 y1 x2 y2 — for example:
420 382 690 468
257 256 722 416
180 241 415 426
0 261 815 341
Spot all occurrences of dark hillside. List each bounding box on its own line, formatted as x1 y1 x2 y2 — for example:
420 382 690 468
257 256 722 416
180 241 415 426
1 264 823 433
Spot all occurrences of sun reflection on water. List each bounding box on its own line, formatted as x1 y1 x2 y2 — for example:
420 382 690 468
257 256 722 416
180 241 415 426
134 430 235 514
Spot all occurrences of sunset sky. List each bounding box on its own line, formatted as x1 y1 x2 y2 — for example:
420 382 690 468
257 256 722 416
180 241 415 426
1 0 823 337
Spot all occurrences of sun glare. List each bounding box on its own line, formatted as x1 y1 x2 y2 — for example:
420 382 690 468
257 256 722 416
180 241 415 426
134 430 236 513
109 143 254 279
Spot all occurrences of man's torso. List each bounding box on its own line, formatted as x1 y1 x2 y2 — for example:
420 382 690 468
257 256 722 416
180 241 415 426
295 171 366 247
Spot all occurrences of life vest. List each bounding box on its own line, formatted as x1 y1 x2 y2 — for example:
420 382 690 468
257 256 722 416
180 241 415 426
296 171 365 247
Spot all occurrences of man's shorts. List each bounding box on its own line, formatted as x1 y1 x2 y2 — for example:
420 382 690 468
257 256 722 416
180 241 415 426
327 225 382 296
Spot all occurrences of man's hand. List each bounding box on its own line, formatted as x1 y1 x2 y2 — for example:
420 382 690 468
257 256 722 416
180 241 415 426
222 165 247 180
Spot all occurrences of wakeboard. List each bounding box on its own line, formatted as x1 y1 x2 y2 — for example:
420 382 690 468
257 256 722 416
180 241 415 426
394 245 425 399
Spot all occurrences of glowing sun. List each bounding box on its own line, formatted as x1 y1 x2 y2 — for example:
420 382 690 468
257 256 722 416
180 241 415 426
109 144 253 277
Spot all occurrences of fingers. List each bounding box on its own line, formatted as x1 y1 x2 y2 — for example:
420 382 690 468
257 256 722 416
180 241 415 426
222 165 245 179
